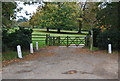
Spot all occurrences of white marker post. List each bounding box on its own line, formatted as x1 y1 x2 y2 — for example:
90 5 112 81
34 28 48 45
90 30 93 51
36 42 39 51
108 44 112 54
30 43 33 53
17 45 23 58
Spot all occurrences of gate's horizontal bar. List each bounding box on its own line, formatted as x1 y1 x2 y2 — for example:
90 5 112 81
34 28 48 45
32 37 46 38
32 40 45 41
49 36 86 38
32 34 47 36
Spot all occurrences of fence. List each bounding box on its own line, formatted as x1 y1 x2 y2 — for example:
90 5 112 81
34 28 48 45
46 36 87 47
32 34 50 43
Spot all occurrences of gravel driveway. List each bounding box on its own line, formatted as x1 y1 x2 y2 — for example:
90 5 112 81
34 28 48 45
2 46 118 79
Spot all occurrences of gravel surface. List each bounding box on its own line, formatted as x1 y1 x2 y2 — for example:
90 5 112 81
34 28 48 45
2 46 118 79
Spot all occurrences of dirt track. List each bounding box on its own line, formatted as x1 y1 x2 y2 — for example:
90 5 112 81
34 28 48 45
2 46 118 79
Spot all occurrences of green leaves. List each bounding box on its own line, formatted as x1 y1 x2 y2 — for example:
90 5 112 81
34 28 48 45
2 2 17 28
96 2 120 31
29 2 80 30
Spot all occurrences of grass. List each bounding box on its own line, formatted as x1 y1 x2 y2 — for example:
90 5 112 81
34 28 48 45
32 41 46 48
91 47 99 51
2 51 29 61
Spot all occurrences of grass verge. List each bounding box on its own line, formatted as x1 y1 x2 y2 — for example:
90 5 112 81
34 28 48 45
2 51 29 61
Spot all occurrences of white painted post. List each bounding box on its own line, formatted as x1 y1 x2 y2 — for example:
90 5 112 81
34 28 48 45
36 42 39 51
17 45 23 58
30 43 33 53
90 30 93 51
108 44 112 54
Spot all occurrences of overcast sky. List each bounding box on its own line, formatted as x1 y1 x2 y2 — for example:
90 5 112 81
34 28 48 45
15 1 41 20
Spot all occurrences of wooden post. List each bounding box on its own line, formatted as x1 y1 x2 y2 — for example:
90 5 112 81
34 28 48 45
85 36 89 47
46 34 48 45
85 37 87 46
46 34 50 46
58 36 60 46
53 36 55 45
17 45 23 59
48 36 50 46
49 37 52 46
67 36 69 47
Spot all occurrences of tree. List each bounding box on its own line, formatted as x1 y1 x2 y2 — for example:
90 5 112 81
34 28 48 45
18 21 30 27
95 2 120 31
29 2 80 32
77 2 98 33
77 2 87 33
17 16 28 22
82 2 98 30
2 2 17 28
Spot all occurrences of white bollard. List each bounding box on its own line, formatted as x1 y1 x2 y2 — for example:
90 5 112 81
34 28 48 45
30 43 34 53
17 45 23 58
108 44 112 54
36 42 39 51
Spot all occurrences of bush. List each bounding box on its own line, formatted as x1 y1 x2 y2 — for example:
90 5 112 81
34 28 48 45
2 27 33 51
92 28 101 47
96 29 120 50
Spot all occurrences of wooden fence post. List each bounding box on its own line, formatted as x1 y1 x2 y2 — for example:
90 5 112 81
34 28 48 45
45 34 50 45
58 36 60 46
46 34 48 45
85 37 87 46
49 36 52 46
85 35 89 47
67 36 69 47
53 36 55 45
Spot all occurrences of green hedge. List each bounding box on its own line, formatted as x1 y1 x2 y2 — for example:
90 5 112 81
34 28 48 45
97 29 120 50
2 27 33 51
92 28 101 47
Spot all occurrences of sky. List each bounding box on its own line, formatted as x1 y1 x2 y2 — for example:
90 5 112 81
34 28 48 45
15 1 42 21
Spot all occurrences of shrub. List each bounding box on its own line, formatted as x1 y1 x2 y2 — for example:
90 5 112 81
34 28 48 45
96 29 120 50
2 27 33 51
2 29 9 52
92 28 101 47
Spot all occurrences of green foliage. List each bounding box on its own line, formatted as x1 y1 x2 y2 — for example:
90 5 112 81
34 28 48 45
96 2 120 30
2 27 33 51
2 2 17 28
94 2 120 51
82 2 98 30
97 29 120 50
92 28 101 47
29 2 80 31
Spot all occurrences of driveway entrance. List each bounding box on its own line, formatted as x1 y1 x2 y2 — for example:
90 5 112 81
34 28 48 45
2 46 118 79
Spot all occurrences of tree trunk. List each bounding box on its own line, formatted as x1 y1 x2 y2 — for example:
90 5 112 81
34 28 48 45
57 29 60 33
47 28 49 32
78 20 82 33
